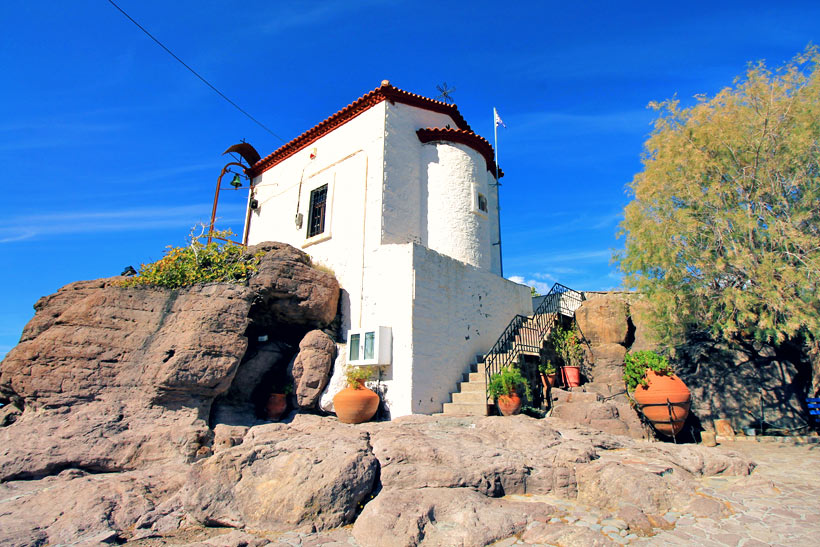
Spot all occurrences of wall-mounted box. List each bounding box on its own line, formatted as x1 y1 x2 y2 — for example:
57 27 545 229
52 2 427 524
347 326 392 366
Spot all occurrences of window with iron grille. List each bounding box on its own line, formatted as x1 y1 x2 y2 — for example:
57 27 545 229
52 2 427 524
307 184 328 238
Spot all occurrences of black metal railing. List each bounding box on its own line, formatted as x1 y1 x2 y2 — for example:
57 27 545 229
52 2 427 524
483 283 584 404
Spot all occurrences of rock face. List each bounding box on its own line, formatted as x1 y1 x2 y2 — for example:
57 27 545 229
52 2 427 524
575 295 630 346
291 330 336 408
574 292 813 434
0 242 339 482
0 256 762 546
674 336 811 432
181 416 379 532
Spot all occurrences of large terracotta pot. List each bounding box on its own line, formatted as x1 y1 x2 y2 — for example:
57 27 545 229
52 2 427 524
562 366 581 387
265 393 288 421
633 370 691 436
333 384 380 424
497 393 522 416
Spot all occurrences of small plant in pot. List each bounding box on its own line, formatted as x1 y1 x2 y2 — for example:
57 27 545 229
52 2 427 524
265 382 293 421
624 350 691 437
487 366 532 416
333 365 380 424
550 325 585 387
538 359 557 388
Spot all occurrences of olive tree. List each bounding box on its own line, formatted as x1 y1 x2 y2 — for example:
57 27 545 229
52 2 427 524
617 48 820 349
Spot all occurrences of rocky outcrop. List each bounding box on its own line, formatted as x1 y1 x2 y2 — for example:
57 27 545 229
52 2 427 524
549 389 647 439
575 295 630 347
291 330 336 408
575 292 813 434
0 242 339 482
0 410 755 545
353 487 558 547
674 336 811 432
0 252 763 546
181 417 379 532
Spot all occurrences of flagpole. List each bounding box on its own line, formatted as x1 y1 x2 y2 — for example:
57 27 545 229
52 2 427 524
493 108 504 277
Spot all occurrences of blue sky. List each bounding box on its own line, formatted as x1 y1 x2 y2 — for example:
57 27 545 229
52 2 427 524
1 1 818 359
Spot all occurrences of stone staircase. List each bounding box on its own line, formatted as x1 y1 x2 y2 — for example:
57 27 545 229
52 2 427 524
440 283 585 417
441 357 491 416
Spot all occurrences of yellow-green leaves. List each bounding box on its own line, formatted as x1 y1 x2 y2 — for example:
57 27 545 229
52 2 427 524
119 228 262 289
617 46 820 347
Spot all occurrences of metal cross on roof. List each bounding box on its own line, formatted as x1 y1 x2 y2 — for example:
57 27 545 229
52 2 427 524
435 82 456 104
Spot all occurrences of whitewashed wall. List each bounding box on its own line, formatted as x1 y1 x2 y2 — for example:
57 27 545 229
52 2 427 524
382 102 501 274
246 102 387 336
408 243 532 414
246 98 522 418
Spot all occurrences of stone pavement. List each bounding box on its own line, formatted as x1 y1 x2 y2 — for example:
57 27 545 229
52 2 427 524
129 439 819 547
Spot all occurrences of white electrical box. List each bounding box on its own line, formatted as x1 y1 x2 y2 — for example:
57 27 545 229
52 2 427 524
346 326 392 366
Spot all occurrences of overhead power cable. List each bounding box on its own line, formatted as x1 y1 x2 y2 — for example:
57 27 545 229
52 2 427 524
107 0 286 143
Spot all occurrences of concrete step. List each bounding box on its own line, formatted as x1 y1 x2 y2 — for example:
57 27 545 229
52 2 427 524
467 371 487 383
458 381 485 392
442 402 488 416
551 388 602 404
452 390 488 404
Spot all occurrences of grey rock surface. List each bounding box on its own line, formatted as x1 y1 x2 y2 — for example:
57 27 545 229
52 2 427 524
181 417 379 532
291 330 336 408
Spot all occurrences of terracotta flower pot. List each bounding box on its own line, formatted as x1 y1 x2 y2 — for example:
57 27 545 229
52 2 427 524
540 373 557 389
497 393 522 416
633 370 691 436
333 384 380 424
562 366 581 387
265 393 288 421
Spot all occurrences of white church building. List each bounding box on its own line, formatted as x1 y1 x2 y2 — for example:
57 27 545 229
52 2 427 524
243 81 532 417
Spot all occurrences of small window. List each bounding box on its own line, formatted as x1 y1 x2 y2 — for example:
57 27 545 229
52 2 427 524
347 326 392 366
307 184 328 238
477 193 488 213
364 331 375 360
349 333 360 361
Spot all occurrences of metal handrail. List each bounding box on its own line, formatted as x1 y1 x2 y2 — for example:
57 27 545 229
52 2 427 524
483 283 584 404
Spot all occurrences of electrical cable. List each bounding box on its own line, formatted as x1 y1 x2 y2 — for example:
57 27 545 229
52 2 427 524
106 0 286 143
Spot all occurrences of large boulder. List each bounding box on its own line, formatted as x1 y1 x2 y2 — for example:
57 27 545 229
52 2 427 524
246 242 339 329
291 330 336 408
575 294 629 346
352 487 558 547
0 242 340 481
181 416 378 532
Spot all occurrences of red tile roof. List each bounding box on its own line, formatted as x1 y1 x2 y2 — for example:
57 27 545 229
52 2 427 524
416 127 503 179
248 82 481 177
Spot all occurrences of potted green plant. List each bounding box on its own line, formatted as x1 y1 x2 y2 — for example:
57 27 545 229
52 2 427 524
265 382 293 421
551 325 584 387
333 365 380 424
538 359 557 389
624 350 691 437
487 366 532 416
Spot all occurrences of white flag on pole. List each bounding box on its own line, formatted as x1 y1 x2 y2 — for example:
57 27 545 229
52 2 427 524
494 107 506 128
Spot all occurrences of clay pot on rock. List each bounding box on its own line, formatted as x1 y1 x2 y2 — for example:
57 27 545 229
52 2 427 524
265 393 288 421
333 382 380 424
497 394 522 416
561 366 582 387
633 370 691 436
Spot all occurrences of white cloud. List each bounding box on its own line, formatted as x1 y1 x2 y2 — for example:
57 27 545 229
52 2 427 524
507 275 553 296
0 203 247 244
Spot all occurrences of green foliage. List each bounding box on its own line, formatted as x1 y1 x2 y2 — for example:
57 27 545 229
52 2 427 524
530 286 540 297
119 228 263 289
624 350 672 391
487 366 532 400
617 47 820 347
549 325 585 368
538 359 556 375
345 365 373 389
